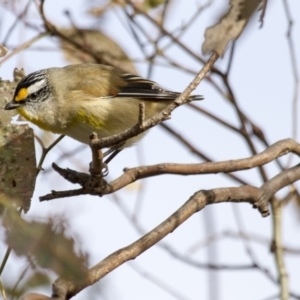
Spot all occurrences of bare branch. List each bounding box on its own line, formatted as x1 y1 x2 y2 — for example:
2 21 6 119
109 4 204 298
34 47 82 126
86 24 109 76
51 185 271 298
282 0 300 166
39 139 300 204
188 230 300 255
0 32 48 64
270 199 289 300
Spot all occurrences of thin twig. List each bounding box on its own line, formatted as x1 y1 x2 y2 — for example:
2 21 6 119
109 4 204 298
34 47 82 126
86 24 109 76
0 207 23 276
188 230 300 255
2 0 31 46
128 262 193 300
0 278 7 300
0 31 49 64
112 193 254 271
226 41 236 75
36 135 65 176
160 123 249 185
11 265 30 300
282 0 300 166
232 204 277 284
270 199 289 300
160 0 213 53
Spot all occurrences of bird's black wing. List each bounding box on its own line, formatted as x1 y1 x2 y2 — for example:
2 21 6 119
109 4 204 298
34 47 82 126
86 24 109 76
117 74 203 101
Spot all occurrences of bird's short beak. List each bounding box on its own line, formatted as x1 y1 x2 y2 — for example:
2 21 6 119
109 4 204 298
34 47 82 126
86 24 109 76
4 101 21 110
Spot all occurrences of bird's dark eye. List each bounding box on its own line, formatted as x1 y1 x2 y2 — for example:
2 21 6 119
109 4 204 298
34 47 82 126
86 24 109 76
30 92 38 99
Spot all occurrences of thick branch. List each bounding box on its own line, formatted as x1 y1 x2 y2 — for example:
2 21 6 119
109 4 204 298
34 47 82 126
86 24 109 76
107 139 300 192
39 138 300 202
52 185 268 299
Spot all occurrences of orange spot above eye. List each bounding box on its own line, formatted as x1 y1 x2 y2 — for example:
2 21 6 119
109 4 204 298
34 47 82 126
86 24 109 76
14 88 28 101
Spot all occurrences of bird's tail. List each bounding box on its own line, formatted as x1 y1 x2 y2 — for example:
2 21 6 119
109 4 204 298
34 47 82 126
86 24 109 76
188 94 204 101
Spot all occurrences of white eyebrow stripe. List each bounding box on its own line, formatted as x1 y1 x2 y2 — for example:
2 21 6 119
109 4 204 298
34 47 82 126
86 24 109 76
27 79 46 94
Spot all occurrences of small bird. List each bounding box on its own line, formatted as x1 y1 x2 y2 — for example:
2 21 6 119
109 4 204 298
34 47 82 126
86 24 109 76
5 64 203 153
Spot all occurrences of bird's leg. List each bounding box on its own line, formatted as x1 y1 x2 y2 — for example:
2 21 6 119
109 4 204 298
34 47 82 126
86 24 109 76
104 149 122 164
103 142 125 164
103 142 125 157
88 133 110 189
